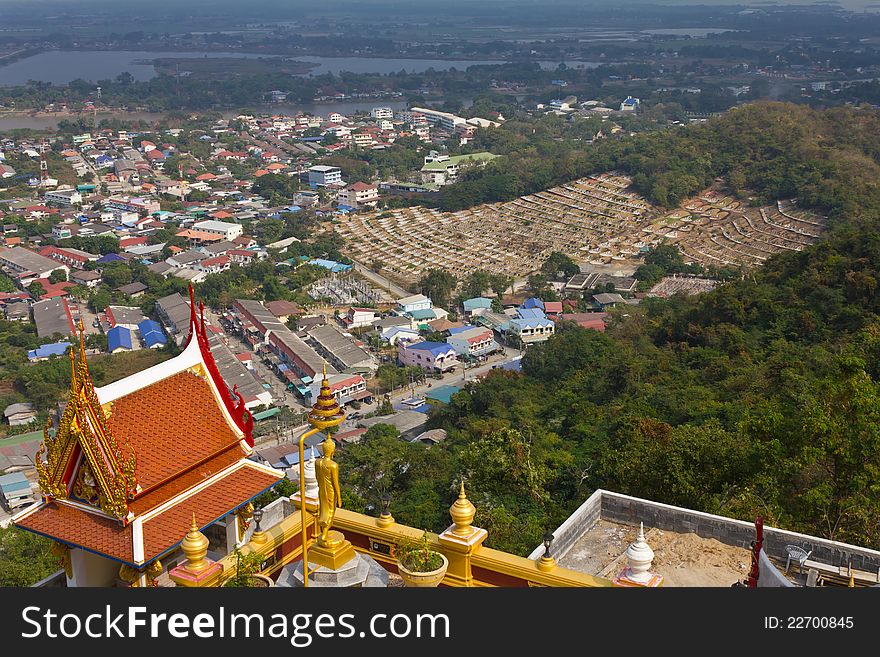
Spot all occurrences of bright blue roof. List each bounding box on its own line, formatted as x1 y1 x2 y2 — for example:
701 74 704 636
406 341 453 357
107 326 133 352
510 317 554 330
309 259 352 273
138 319 167 347
463 297 493 311
521 297 545 310
517 307 546 320
28 342 72 360
447 325 475 335
97 253 125 263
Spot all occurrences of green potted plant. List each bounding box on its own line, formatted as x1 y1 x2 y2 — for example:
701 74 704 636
395 532 448 587
224 547 273 587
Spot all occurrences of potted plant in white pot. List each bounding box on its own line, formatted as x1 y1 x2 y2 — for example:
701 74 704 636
395 531 448 587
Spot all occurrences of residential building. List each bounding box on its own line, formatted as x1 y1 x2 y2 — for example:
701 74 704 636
508 307 555 345
410 106 467 131
358 410 428 441
105 306 146 330
4 402 37 426
44 189 83 207
0 472 37 511
191 220 243 241
308 165 343 187
40 246 99 270
156 292 194 344
306 324 377 375
420 151 499 186
342 307 379 329
32 298 76 339
620 96 640 112
107 326 134 353
27 341 72 362
446 326 499 359
398 340 458 373
371 107 394 120
71 269 102 288
337 182 379 209
138 319 167 349
307 373 371 407
117 282 148 298
396 293 432 315
105 196 161 216
462 297 493 316
0 247 69 285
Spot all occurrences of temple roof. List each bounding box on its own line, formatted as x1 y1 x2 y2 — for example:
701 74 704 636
13 286 284 568
15 460 280 565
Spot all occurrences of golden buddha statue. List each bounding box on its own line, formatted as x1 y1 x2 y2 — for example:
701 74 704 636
315 436 342 546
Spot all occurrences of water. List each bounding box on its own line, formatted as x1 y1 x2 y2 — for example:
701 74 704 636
0 50 277 86
641 28 737 37
0 49 606 87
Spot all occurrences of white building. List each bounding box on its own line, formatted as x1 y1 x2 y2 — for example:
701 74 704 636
620 96 640 112
308 165 343 187
371 107 394 120
337 182 379 210
191 220 244 241
44 189 83 207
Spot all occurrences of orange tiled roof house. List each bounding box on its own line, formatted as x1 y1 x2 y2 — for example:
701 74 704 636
13 288 283 587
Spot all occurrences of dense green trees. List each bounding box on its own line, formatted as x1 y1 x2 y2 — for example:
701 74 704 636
333 104 880 556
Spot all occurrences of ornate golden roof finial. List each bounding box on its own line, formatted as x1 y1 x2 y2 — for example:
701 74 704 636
449 481 476 538
181 514 210 573
307 363 345 430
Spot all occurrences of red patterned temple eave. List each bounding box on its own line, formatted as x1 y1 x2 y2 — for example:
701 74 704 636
186 285 254 447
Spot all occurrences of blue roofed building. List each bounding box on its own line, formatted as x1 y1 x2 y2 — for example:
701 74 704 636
107 326 134 353
521 297 545 311
508 307 555 346
398 340 458 373
97 253 126 264
138 319 167 349
27 341 72 362
308 258 352 273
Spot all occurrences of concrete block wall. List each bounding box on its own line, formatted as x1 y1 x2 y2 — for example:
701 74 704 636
527 490 602 561
599 491 880 575
531 489 880 577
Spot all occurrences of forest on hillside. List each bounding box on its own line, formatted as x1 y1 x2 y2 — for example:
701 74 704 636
440 102 880 218
339 103 880 556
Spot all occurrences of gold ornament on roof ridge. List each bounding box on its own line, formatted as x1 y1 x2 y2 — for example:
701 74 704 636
34 337 138 520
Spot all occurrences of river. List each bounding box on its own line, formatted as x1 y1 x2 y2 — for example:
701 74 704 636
0 49 603 87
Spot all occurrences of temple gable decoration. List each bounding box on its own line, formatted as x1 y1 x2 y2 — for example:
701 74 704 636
35 322 138 522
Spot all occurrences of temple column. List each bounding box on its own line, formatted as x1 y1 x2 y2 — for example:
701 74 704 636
169 516 223 588
438 483 487 587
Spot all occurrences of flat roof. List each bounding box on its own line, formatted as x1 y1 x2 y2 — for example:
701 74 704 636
32 298 75 338
0 247 64 275
557 518 750 587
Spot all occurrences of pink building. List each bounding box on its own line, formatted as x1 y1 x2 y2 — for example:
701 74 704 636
398 341 457 373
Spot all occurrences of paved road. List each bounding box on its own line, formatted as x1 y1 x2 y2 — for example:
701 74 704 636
350 260 410 300
383 345 522 402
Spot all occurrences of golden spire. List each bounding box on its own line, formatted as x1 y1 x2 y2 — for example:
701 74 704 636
181 513 210 573
449 481 477 538
307 362 345 430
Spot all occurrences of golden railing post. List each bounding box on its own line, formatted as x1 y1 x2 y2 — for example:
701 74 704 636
438 482 487 586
